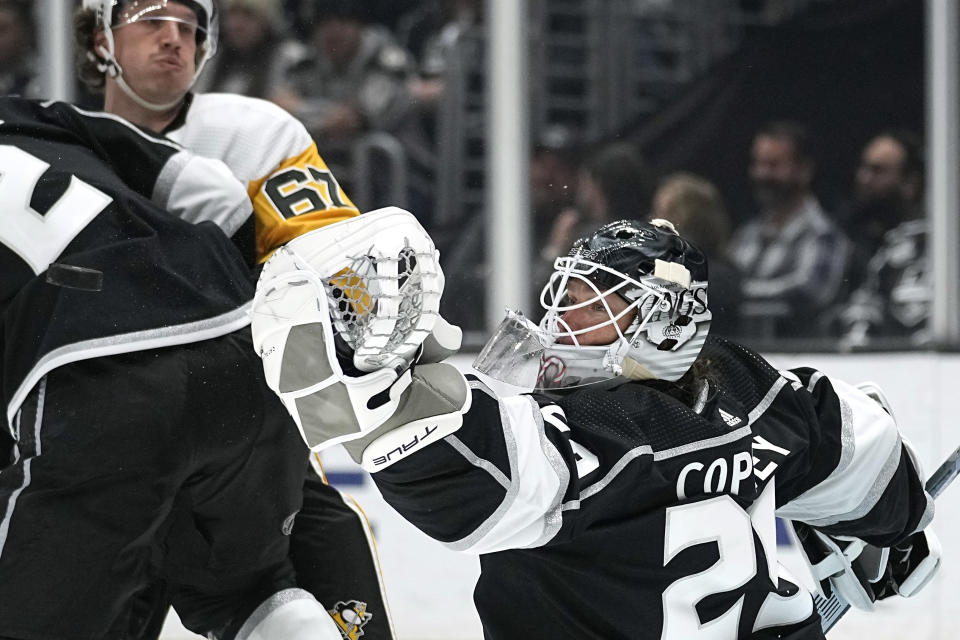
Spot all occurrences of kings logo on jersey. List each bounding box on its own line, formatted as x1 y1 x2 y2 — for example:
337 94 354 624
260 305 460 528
328 600 373 639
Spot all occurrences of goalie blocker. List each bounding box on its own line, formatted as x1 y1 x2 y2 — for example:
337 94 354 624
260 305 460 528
793 382 941 620
252 207 470 470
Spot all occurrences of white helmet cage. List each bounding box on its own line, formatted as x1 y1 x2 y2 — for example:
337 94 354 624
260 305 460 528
536 219 711 387
82 0 219 110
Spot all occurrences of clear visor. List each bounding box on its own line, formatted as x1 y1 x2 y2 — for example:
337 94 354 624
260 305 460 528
473 310 633 391
115 1 207 42
472 310 549 389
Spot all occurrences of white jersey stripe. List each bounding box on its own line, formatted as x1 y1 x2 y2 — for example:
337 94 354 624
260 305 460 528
446 394 569 554
0 378 45 561
777 378 902 523
445 435 510 490
7 304 252 426
749 377 788 425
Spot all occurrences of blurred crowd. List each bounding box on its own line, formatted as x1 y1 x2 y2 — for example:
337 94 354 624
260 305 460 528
529 122 930 349
4 0 934 349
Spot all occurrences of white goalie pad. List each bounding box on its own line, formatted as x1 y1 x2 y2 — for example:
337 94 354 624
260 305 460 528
251 207 444 450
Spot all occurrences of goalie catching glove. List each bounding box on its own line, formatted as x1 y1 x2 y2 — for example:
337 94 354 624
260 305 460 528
251 207 469 468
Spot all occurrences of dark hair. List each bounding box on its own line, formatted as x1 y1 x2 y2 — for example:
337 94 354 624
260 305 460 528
583 142 653 220
644 357 717 407
0 1 33 43
755 120 815 166
874 128 924 186
74 8 105 92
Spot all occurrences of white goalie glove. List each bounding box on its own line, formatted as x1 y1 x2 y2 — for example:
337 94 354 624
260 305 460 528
793 521 941 611
793 381 941 611
251 207 468 468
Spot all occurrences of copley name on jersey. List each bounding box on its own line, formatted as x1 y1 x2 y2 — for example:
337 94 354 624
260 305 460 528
676 434 791 501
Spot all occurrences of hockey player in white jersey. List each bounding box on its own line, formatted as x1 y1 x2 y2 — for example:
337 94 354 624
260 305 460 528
252 216 939 638
74 1 395 638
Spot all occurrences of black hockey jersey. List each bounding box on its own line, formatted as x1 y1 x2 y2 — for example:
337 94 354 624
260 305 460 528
0 98 255 428
373 335 932 639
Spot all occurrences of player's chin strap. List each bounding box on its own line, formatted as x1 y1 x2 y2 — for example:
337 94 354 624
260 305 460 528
91 44 185 111
90 32 203 112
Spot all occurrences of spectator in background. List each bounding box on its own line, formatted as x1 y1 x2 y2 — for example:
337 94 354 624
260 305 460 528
272 0 430 213
835 219 929 348
194 0 303 99
0 1 38 97
539 141 652 262
530 123 582 239
830 130 929 348
533 141 653 306
727 121 849 338
397 0 483 140
651 172 742 336
836 130 924 291
272 0 415 146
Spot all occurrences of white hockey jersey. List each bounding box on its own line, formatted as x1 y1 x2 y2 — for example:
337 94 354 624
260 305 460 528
164 93 359 265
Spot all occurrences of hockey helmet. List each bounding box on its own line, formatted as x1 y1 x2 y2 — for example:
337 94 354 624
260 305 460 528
83 0 219 110
474 219 711 389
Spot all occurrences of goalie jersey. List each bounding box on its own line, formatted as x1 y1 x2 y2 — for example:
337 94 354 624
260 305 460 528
372 336 932 639
0 97 254 428
163 93 359 266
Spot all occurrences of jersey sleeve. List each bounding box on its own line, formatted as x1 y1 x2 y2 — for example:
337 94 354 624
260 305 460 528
249 139 359 261
153 151 253 239
57 103 252 233
167 94 360 262
371 377 580 554
773 369 933 547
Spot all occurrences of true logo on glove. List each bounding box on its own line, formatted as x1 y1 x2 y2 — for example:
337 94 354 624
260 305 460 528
371 423 440 467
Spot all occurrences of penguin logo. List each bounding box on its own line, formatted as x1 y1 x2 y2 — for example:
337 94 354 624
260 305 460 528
328 600 373 639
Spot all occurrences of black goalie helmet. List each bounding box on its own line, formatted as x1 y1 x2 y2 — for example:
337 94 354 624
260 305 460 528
564 218 709 295
474 219 711 389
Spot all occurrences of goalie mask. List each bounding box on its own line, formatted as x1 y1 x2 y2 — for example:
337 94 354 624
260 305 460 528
83 0 219 110
475 219 711 389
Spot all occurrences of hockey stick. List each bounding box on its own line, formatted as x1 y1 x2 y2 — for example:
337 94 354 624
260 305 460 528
816 442 960 632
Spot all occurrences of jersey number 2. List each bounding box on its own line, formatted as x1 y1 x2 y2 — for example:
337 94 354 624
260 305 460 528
661 496 757 639
0 145 112 275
